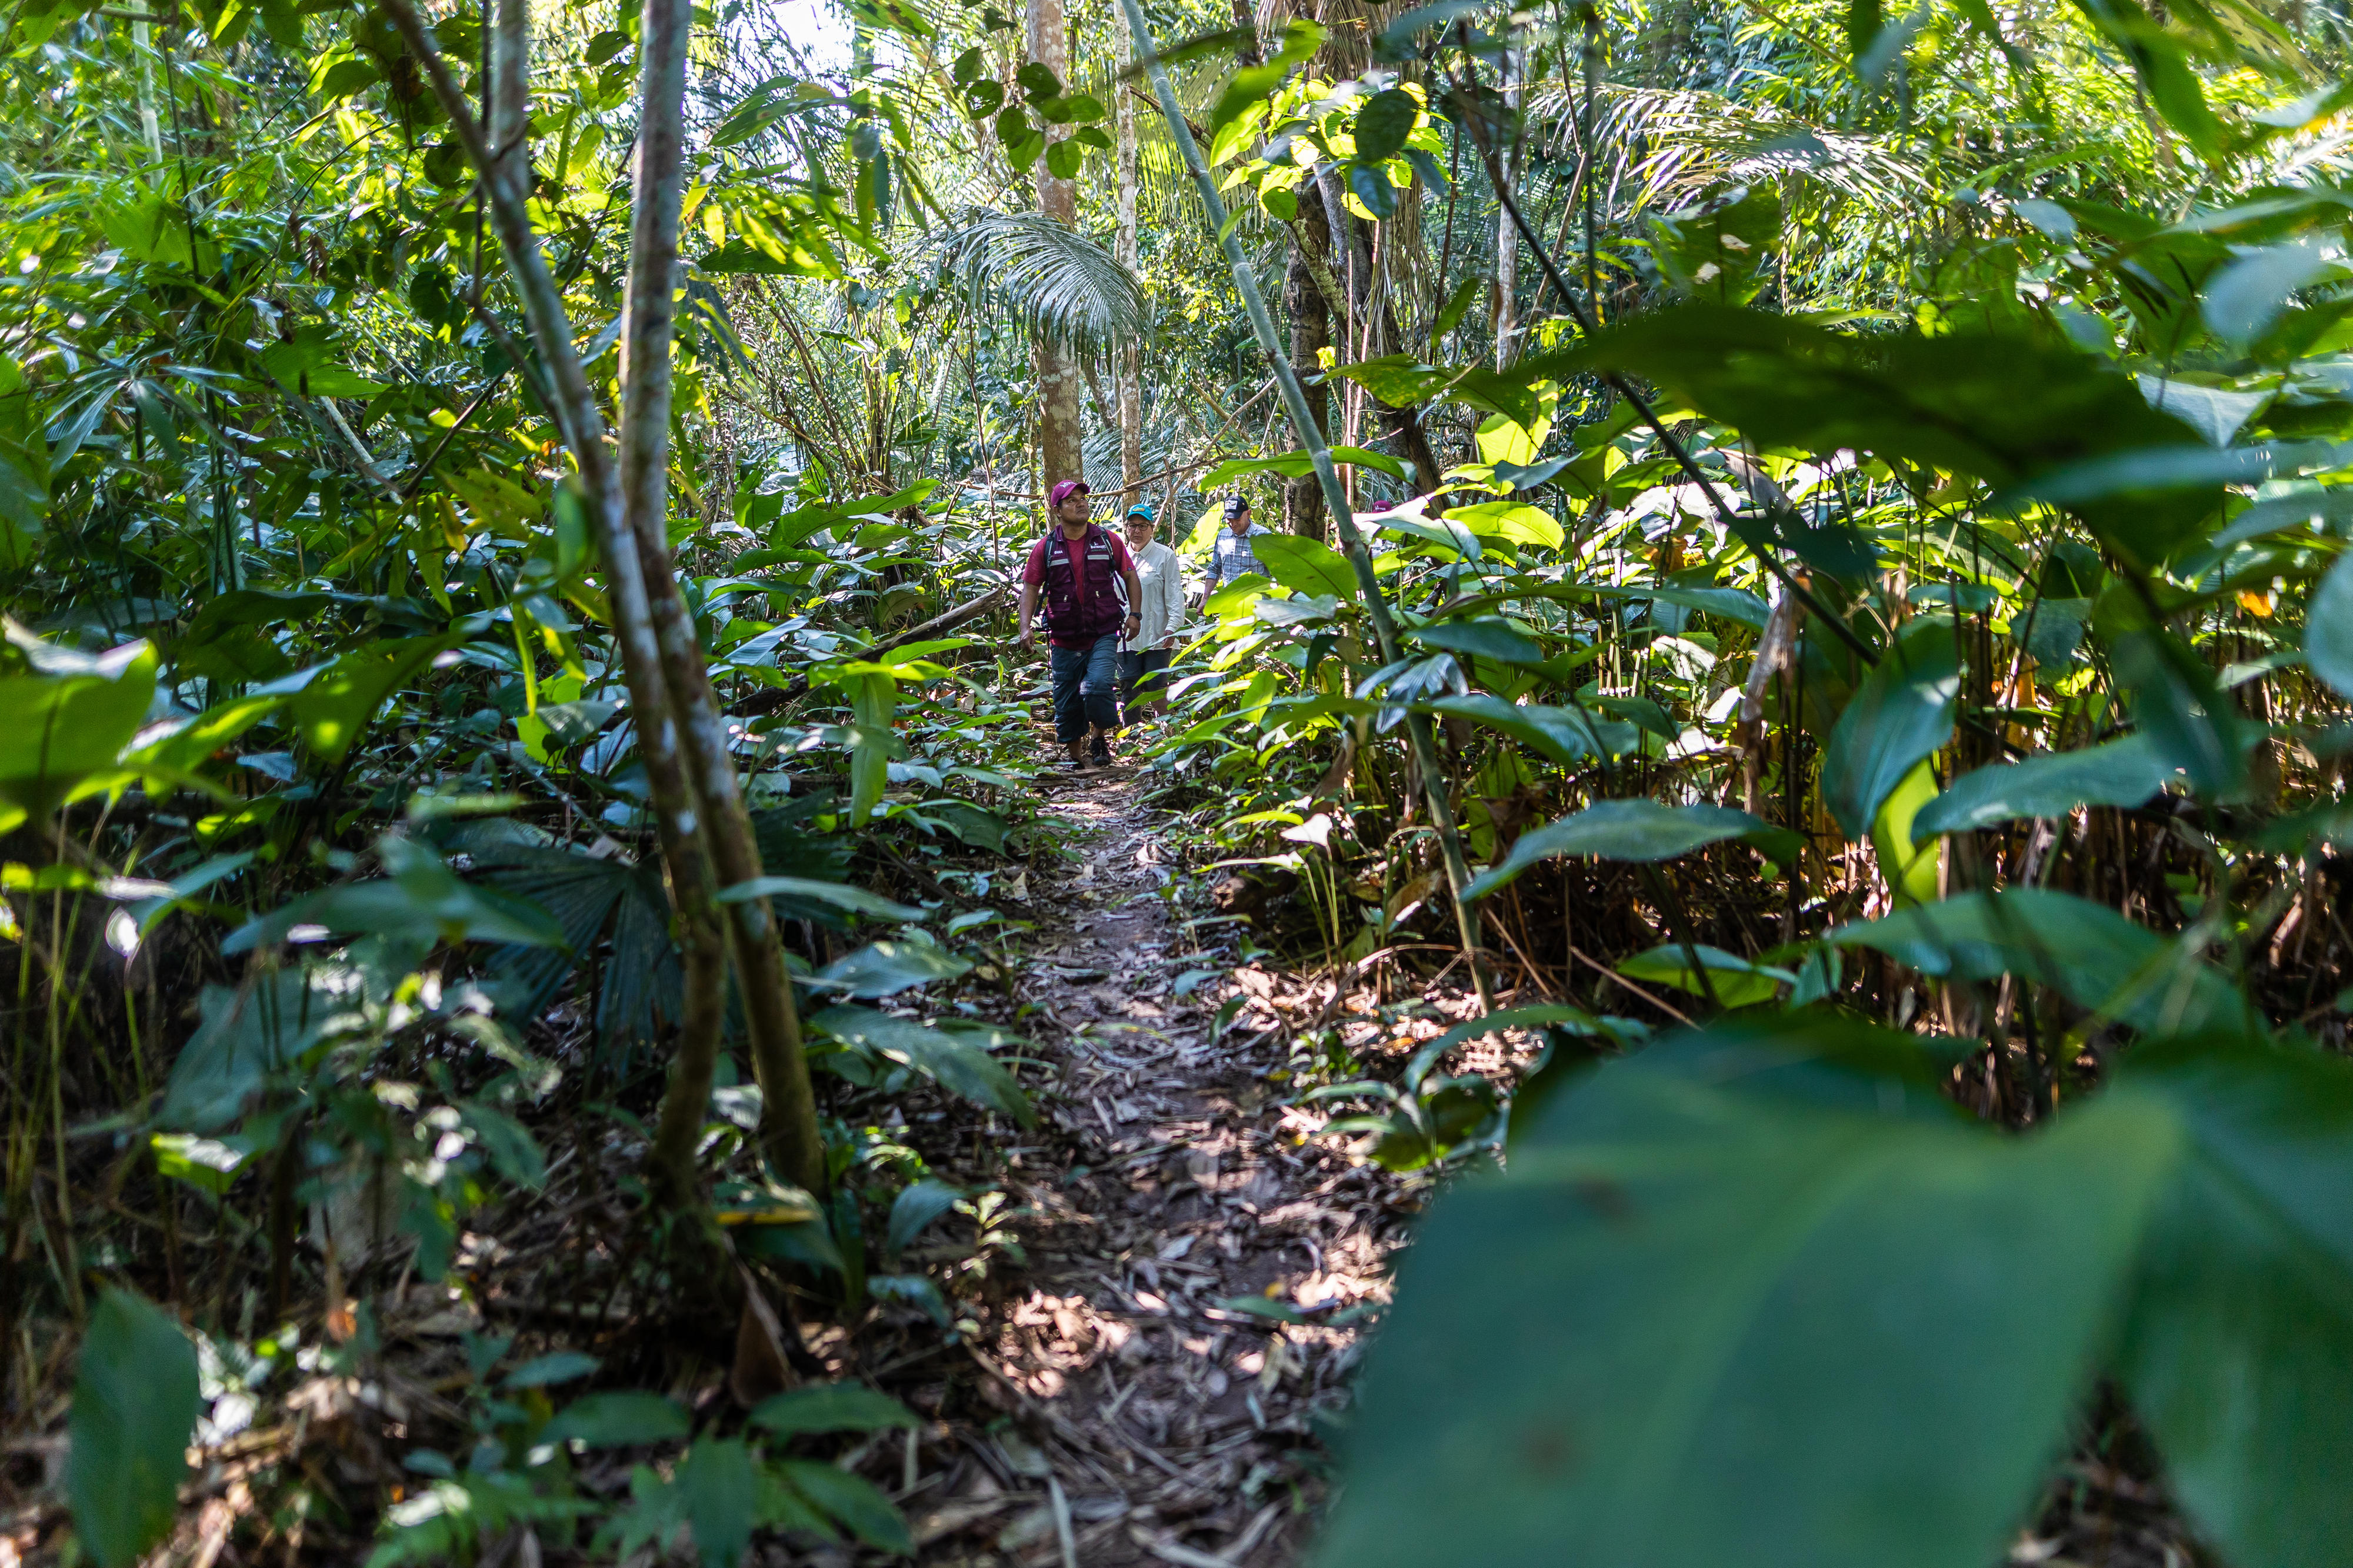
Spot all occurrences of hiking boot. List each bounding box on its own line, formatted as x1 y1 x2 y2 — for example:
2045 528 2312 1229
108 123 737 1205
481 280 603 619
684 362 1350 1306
1064 737 1088 771
1090 730 1112 767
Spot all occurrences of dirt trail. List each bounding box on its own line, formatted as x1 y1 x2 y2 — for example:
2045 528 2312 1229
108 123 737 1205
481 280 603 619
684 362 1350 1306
899 766 1412 1567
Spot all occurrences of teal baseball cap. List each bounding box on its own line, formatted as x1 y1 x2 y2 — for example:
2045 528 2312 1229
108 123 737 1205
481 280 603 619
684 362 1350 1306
1124 501 1155 522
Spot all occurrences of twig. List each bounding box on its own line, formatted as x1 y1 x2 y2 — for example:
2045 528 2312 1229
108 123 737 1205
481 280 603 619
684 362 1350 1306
1565 941 1695 1026
1048 1476 1080 1568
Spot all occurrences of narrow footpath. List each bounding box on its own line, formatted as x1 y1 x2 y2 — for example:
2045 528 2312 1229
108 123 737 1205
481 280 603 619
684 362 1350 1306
892 765 1422 1567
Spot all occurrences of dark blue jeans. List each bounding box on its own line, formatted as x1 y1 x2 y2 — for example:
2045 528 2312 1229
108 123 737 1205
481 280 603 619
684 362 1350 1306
1049 633 1121 743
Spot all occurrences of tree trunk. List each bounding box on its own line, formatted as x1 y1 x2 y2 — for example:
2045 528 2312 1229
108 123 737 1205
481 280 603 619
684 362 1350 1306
614 0 750 1212
1028 0 1083 501
384 0 826 1204
1283 181 1331 539
384 0 740 1214
1492 26 1525 371
1114 0 1143 493
618 0 825 1197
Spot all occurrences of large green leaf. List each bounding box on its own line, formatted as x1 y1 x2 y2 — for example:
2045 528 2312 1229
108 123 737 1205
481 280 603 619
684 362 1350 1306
1427 693 1637 771
1827 888 2255 1036
717 876 923 922
121 693 286 790
772 1460 912 1553
1445 500 1566 549
224 837 566 955
2112 629 2251 798
2109 1035 2353 1568
1408 618 1545 667
812 940 971 997
0 356 50 567
1196 443 1407 491
1251 535 1361 600
908 797 1005 854
160 967 367 1130
1617 942 1794 1007
844 670 897 826
1871 757 1942 908
277 636 457 765
0 634 157 827
69 1290 203 1568
1821 620 1959 840
2305 548 2353 701
1465 798 1801 901
1911 734 2172 840
749 1383 921 1439
1539 307 2217 569
808 1003 1032 1122
1315 1022 2177 1568
1585 582 1774 631
543 1393 692 1448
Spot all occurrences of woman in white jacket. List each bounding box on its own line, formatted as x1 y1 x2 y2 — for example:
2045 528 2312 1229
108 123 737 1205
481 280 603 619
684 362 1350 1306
1118 501 1185 724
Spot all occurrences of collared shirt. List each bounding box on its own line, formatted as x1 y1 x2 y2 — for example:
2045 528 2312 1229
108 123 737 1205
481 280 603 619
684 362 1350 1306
1125 539 1185 649
1202 522 1271 594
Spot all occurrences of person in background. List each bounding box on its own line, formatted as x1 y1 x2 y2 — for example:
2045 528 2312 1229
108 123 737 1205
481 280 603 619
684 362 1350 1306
1198 493 1270 601
1018 479 1143 770
1118 501 1184 726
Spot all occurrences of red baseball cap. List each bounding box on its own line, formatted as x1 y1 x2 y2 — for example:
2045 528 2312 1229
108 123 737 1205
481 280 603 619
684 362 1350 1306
1048 479 1090 511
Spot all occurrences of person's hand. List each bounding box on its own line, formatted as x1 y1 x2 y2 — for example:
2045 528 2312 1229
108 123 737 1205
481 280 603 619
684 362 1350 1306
1018 622 1035 650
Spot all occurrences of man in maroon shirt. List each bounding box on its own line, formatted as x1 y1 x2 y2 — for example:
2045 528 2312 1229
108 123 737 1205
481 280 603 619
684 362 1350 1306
1019 480 1143 769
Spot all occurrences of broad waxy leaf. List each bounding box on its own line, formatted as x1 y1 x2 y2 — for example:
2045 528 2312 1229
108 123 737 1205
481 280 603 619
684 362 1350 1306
2305 547 2353 701
672 1437 758 1568
280 635 461 764
161 967 369 1130
886 1177 965 1254
1871 757 1942 907
1822 620 1960 841
811 940 973 997
223 837 566 955
1428 693 1637 773
1446 500 1566 549
1828 888 2255 1036
2113 628 2252 798
1251 535 1361 600
809 1002 1032 1121
773 1460 912 1553
1586 582 1774 630
69 1290 203 1568
1351 86 1419 162
544 1393 692 1448
1317 1023 2179 1568
2109 1035 2353 1568
1912 734 2173 840
845 671 896 825
1408 618 1545 666
1465 798 1801 901
717 875 924 921
1542 306 2218 569
0 634 156 827
1196 444 1408 491
749 1382 921 1439
1617 941 1794 1007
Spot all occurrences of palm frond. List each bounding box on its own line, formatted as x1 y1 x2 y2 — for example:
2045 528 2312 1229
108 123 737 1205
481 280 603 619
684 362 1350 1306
1527 82 1931 215
928 207 1150 356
